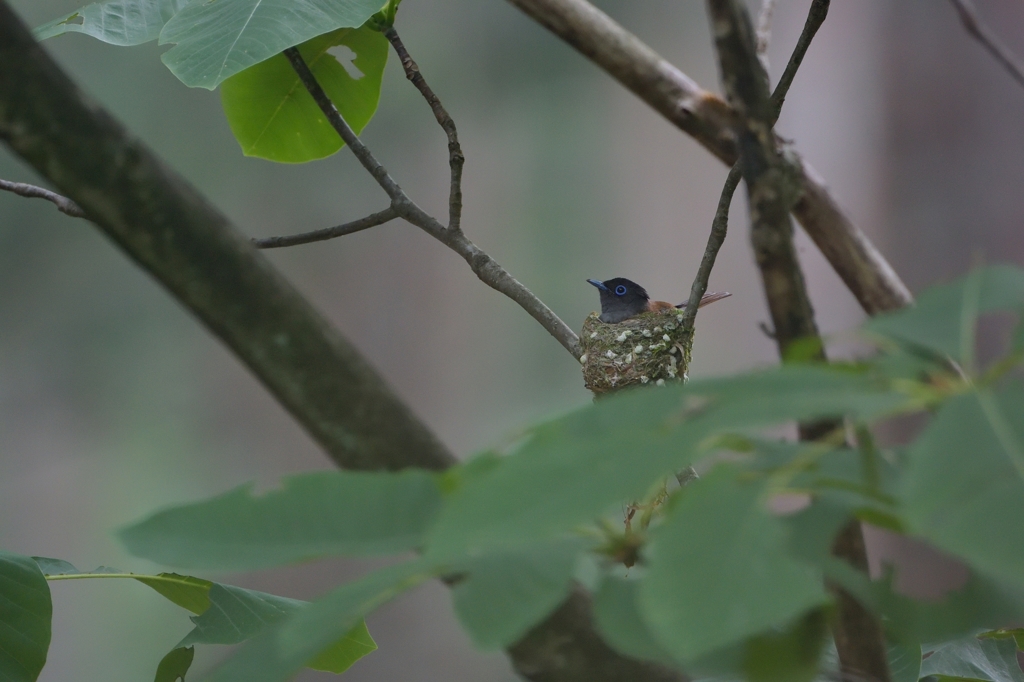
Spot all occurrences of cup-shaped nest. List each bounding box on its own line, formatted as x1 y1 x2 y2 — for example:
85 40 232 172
580 310 694 395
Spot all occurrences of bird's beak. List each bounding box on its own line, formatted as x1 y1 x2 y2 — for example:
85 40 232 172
586 279 610 292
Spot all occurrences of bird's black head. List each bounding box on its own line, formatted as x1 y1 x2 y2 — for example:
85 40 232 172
587 277 650 323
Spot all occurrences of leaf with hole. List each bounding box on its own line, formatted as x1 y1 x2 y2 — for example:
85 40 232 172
34 0 189 45
220 26 387 163
159 0 387 89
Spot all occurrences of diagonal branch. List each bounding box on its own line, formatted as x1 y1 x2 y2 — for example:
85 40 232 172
504 0 912 316
0 177 85 216
0 2 454 473
683 0 830 330
282 46 582 358
253 207 398 249
948 0 1024 90
383 26 465 233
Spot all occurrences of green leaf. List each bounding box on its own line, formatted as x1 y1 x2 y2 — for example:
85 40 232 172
221 26 387 163
591 576 681 668
451 539 588 649
0 551 51 682
639 467 829 662
135 574 212 615
158 0 387 89
204 560 433 682
34 558 212 615
179 584 303 646
33 0 189 45
306 620 376 674
902 383 1024 588
742 608 829 682
814 641 922 682
120 469 442 571
921 636 1024 682
879 572 1024 644
427 366 906 559
177 582 376 673
865 265 1024 367
154 646 193 682
888 642 923 682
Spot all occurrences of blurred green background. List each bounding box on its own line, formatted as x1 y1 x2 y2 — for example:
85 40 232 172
2 0 1023 679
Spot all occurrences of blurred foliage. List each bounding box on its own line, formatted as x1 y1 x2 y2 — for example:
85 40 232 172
7 266 1024 680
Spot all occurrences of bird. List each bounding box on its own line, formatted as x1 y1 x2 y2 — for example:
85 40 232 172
587 277 731 323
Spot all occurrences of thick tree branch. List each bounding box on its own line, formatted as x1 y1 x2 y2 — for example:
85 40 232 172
383 26 465 234
948 0 1024 90
705 2 890 682
253 207 398 249
283 46 582 358
0 177 84 216
504 0 912 315
0 8 684 682
0 3 453 473
684 0 828 330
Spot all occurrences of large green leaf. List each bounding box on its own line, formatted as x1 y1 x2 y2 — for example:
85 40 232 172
158 0 386 89
451 539 588 649
204 560 433 682
921 636 1024 682
33 0 189 45
639 467 829 662
0 552 51 682
865 265 1024 367
427 365 905 559
221 26 386 163
120 469 442 571
902 383 1024 588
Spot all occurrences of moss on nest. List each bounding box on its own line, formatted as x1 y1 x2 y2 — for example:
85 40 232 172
579 309 694 396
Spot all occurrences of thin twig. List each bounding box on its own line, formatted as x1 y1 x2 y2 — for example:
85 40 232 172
770 0 829 117
682 163 740 329
282 46 582 358
949 0 1024 90
383 27 465 233
684 0 829 330
253 208 398 249
0 178 85 217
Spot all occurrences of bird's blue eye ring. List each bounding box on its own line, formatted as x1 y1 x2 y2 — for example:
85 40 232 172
614 285 627 296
